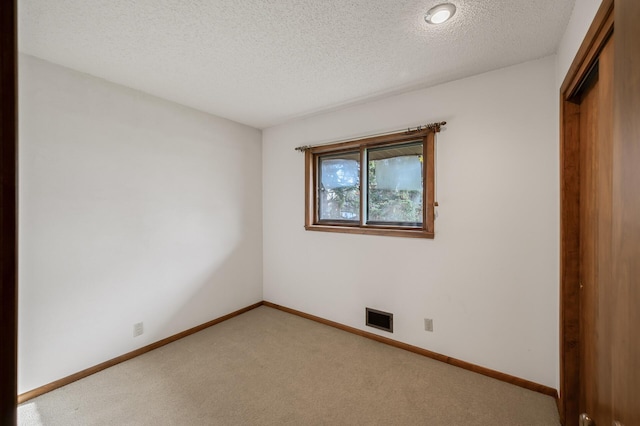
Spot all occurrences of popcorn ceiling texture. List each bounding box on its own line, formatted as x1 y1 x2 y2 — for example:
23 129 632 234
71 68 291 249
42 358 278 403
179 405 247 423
18 0 575 128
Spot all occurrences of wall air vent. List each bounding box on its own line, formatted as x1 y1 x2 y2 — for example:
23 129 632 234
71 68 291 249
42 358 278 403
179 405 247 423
366 308 393 333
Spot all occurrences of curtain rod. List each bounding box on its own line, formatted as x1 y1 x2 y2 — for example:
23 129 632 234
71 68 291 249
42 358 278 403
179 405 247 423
294 121 446 152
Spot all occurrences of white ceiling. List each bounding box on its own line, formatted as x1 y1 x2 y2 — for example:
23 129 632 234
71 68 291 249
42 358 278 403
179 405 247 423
18 0 575 129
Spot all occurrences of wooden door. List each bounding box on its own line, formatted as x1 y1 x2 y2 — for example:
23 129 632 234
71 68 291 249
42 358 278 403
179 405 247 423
577 35 614 426
561 0 640 425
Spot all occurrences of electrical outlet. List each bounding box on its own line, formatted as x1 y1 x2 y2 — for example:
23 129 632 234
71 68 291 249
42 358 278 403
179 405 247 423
133 322 144 337
424 318 433 332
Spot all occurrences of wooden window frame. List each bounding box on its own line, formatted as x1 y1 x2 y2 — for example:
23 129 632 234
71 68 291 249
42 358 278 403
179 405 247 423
304 129 436 239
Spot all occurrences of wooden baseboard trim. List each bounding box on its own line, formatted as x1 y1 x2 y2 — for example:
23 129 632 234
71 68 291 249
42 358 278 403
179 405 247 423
18 301 264 404
263 301 558 398
19 300 558 403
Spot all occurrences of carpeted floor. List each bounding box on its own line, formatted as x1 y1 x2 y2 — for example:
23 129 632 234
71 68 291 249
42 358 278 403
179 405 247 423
18 306 560 425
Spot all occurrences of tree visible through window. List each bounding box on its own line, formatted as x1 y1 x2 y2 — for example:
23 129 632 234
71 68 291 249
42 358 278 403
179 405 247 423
367 142 423 225
318 152 360 221
304 127 438 238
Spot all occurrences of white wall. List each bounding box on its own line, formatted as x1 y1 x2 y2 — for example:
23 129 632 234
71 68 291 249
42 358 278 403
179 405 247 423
263 56 559 389
557 0 604 87
18 55 263 394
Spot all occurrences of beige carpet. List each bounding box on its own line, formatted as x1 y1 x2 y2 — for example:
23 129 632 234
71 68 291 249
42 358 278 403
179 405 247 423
19 306 560 425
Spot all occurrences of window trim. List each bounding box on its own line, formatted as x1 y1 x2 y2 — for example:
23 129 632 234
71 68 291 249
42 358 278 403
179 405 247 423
304 128 436 239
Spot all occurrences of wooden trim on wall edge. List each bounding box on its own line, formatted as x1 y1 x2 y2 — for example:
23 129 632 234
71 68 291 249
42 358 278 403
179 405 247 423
263 301 558 399
560 0 614 98
17 301 264 404
0 0 18 423
19 300 558 404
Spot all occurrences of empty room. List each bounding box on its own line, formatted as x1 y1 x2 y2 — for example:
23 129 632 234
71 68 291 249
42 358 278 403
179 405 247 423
2 0 639 425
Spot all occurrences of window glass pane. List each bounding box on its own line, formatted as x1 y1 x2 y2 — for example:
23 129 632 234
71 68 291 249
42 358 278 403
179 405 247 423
318 152 360 221
367 143 423 225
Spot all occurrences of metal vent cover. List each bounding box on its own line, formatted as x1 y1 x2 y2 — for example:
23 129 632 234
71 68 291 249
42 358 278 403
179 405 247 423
366 307 393 333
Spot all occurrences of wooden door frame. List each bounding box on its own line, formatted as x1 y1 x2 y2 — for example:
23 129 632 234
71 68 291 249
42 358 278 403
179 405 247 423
0 0 18 424
559 0 614 424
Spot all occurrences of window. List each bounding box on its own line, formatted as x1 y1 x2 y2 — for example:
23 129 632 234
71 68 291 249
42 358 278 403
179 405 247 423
304 128 437 238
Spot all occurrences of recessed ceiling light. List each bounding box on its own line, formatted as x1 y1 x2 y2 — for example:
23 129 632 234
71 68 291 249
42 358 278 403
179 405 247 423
424 3 456 25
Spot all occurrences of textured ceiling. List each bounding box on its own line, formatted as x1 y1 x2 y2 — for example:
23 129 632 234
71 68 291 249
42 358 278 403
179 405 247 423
18 0 575 129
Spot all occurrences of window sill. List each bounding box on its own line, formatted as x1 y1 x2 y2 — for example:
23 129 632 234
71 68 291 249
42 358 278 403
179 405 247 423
304 224 434 239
